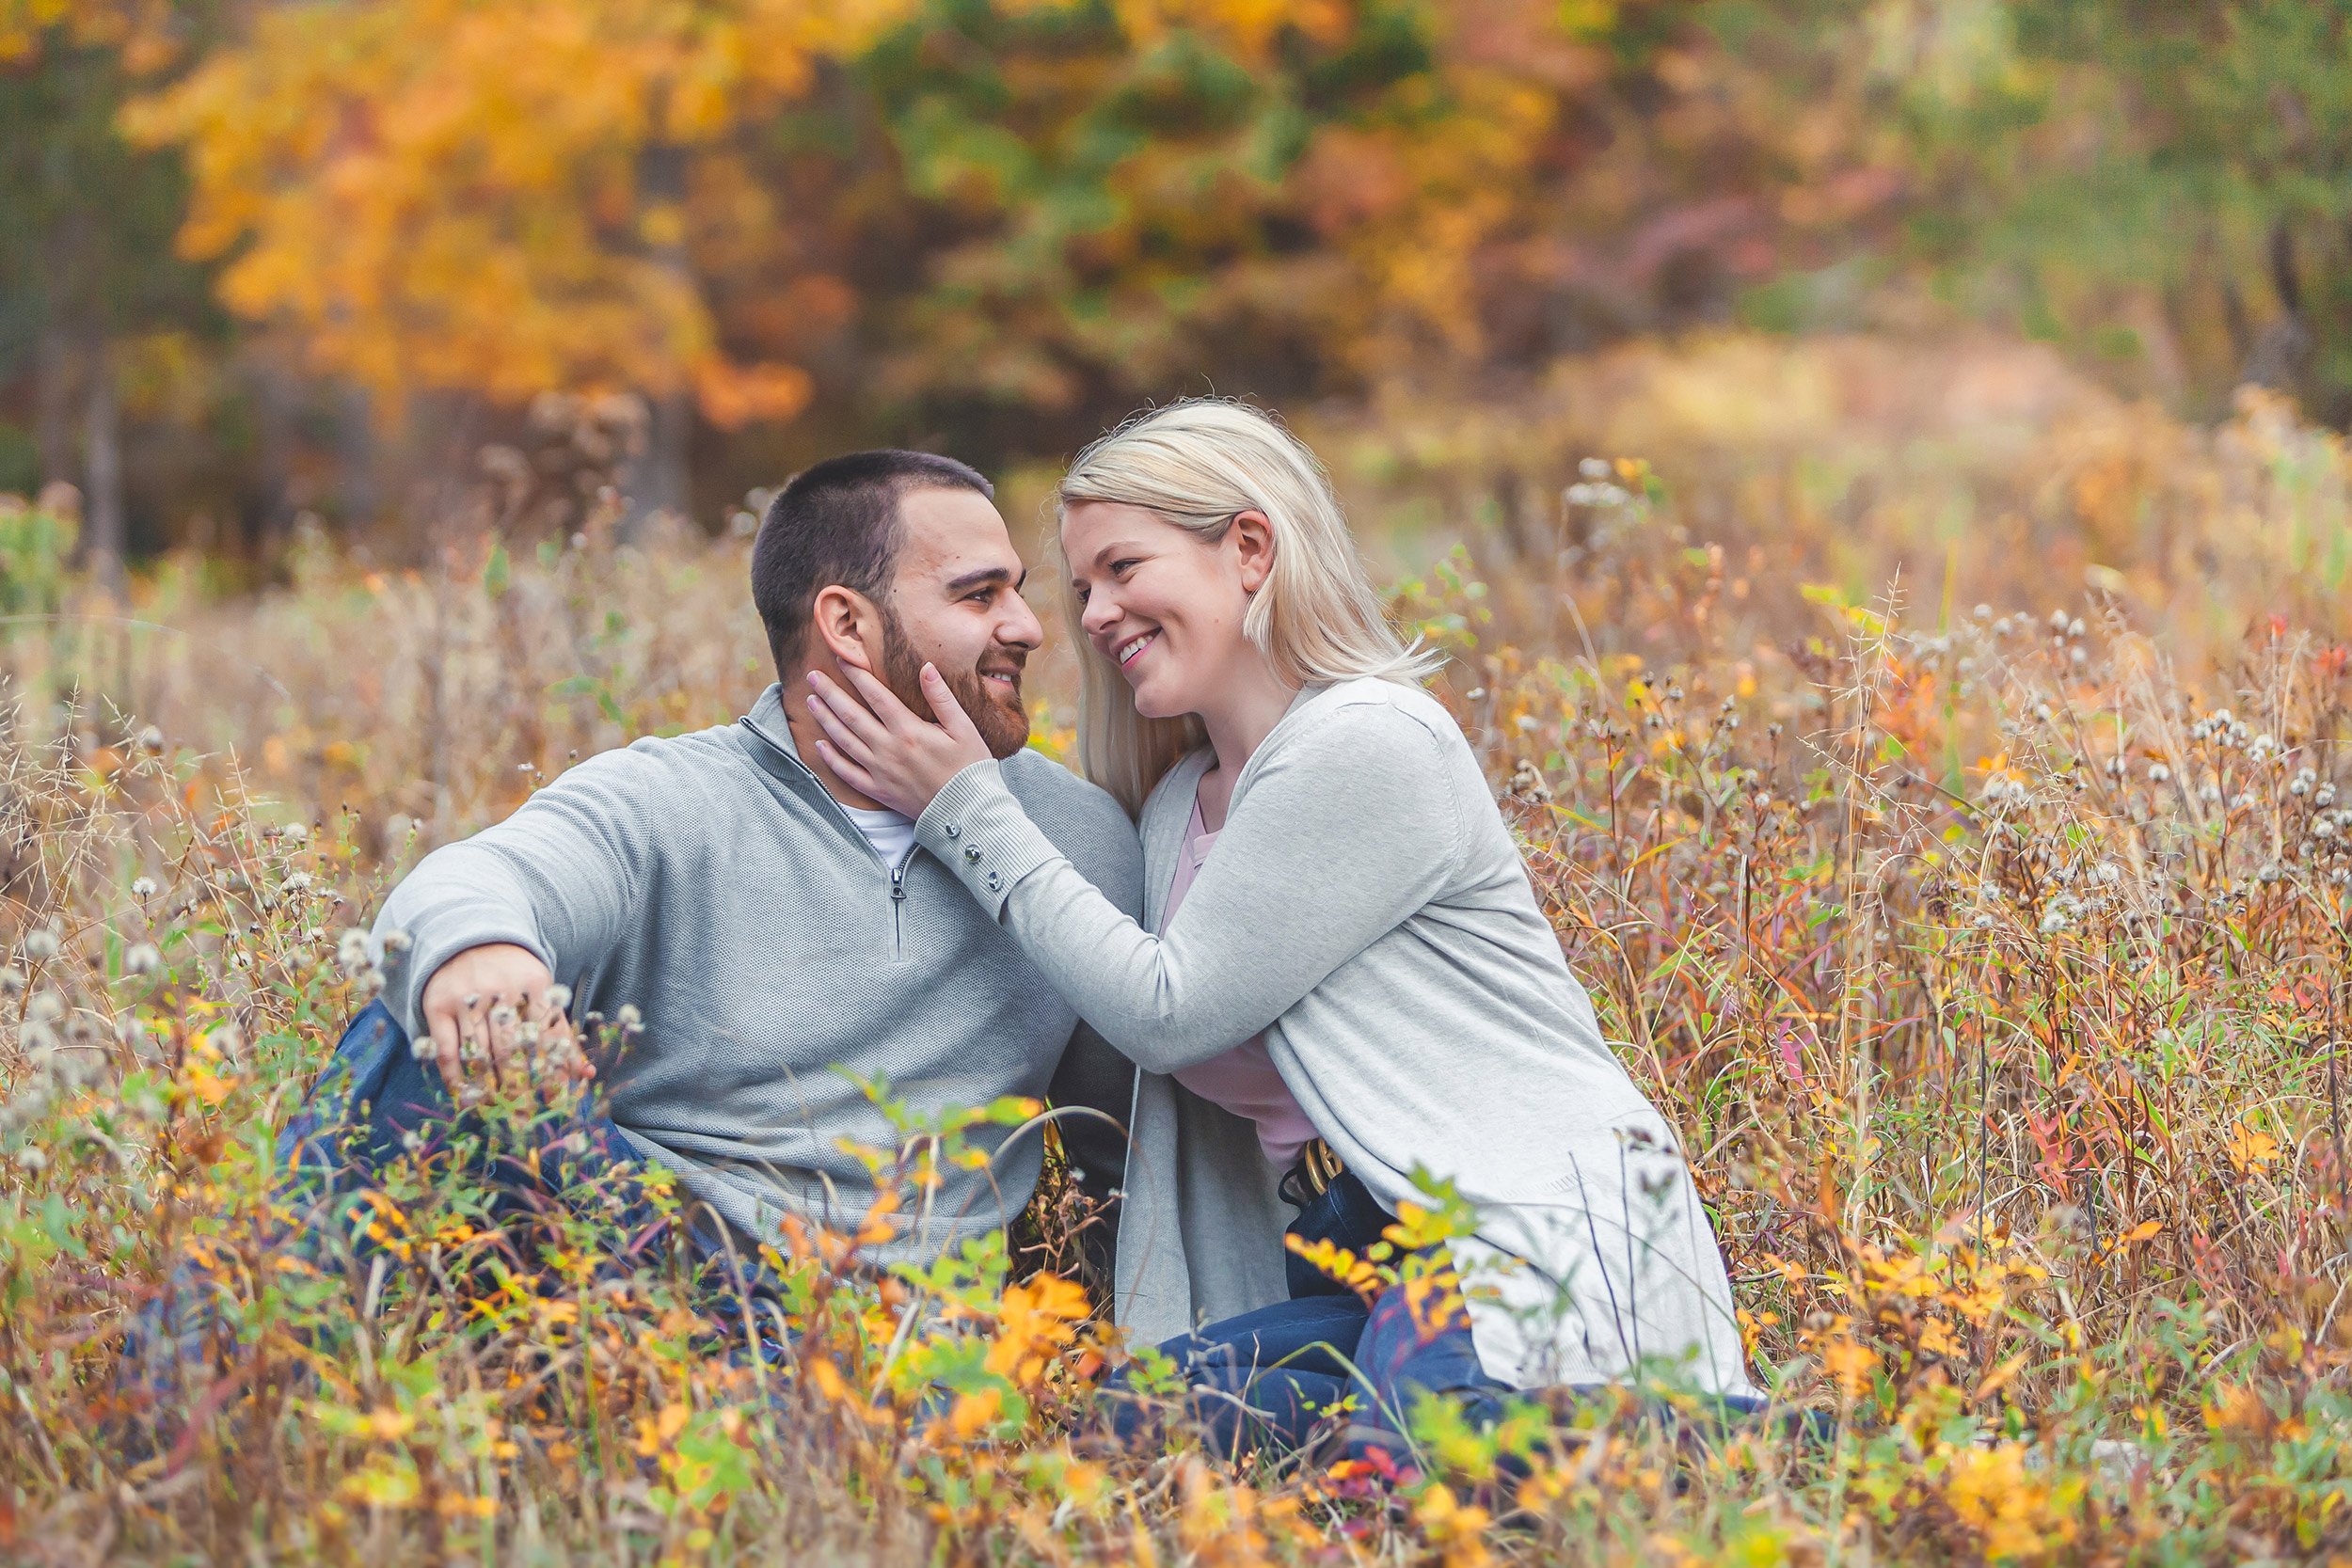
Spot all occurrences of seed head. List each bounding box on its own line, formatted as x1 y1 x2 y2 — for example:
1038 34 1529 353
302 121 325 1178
541 983 573 1015
131 877 158 900
0 967 23 997
122 943 163 979
23 926 60 962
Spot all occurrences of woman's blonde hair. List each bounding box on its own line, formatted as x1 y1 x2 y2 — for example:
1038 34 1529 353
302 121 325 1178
1055 398 1441 816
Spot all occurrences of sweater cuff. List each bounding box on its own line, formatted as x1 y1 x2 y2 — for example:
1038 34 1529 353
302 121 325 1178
378 918 551 1045
916 759 1065 918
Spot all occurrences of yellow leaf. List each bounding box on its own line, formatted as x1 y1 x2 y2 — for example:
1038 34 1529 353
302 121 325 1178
2227 1120 2280 1174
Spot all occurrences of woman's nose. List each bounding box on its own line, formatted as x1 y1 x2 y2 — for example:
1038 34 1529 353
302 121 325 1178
1080 592 1119 638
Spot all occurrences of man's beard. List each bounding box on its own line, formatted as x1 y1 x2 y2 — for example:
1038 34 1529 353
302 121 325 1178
877 609 1029 760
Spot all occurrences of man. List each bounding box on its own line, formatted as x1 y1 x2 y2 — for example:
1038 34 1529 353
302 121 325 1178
283 451 1142 1291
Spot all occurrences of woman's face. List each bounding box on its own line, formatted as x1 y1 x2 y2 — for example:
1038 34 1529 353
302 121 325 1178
1062 500 1269 720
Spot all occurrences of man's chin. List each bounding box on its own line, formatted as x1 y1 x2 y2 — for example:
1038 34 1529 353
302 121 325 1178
977 702 1029 760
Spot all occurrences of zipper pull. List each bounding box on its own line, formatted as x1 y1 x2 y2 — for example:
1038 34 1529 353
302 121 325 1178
891 864 907 901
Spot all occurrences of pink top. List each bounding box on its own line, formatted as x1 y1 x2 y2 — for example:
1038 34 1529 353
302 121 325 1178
1163 792 1319 1166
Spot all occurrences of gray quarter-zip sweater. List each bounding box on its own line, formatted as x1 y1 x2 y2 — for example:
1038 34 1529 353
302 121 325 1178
373 684 1143 1265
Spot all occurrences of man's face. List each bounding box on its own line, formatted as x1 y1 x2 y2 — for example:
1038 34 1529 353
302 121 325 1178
872 486 1042 760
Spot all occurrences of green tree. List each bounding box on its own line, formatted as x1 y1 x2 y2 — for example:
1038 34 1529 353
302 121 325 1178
0 3 223 579
1883 0 2352 418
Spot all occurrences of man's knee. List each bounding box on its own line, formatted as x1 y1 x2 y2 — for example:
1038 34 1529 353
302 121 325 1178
277 1001 448 1183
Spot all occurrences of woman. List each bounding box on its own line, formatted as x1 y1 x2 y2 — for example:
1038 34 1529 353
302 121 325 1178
806 400 1756 1449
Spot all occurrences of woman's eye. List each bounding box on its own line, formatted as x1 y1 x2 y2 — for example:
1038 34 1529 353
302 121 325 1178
1112 559 1139 577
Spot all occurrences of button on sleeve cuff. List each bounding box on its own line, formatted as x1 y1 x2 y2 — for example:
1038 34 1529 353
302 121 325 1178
915 759 1066 917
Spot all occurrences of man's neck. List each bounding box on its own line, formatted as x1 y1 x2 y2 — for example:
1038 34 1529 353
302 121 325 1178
779 661 892 812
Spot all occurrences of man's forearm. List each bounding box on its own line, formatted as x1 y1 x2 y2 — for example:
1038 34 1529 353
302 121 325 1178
374 841 554 1042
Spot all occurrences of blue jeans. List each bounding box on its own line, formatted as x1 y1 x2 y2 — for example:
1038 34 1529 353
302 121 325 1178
136 1002 778 1384
281 1001 777 1295
1109 1164 1505 1460
1114 1281 1508 1460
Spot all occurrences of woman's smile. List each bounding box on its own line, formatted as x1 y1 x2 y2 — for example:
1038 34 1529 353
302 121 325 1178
1113 628 1160 670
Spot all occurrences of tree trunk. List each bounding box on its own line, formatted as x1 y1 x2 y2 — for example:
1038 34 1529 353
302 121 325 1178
81 337 127 596
253 355 299 554
620 141 694 541
35 322 76 490
623 388 692 532
338 381 379 531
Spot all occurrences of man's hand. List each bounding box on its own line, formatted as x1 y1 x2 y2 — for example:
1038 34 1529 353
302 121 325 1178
420 942 592 1105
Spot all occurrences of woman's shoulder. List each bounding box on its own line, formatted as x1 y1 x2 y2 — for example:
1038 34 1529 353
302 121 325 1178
1282 677 1468 759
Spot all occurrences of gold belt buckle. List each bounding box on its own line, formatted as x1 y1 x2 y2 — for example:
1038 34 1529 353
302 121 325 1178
1299 1138 1344 1197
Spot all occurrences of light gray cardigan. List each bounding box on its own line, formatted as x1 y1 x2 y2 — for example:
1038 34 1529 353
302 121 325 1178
917 678 1755 1395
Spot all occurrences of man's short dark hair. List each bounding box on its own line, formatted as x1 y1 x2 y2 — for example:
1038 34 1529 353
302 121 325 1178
751 450 993 676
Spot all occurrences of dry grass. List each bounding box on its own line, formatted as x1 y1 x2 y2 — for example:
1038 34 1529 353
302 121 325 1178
5 340 2352 1564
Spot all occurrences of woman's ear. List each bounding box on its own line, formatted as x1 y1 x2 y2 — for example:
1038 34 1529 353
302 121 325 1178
810 584 884 674
1232 509 1276 594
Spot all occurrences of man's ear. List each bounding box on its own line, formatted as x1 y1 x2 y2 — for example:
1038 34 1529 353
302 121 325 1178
810 584 885 674
1232 509 1277 594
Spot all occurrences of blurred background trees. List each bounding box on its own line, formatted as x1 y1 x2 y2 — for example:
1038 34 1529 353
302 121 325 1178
0 0 2342 567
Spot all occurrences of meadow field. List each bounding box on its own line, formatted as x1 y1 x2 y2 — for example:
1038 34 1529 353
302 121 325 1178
6 337 2352 1564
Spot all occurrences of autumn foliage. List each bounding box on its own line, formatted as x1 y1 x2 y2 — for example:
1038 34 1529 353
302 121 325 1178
6 346 2352 1561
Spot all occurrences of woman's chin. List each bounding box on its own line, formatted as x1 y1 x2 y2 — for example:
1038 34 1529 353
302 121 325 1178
1129 681 1188 721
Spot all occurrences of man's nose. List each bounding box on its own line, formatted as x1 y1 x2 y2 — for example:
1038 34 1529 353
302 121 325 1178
999 588 1044 650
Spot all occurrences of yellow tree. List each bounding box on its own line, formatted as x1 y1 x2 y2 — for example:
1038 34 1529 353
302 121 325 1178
124 0 915 520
